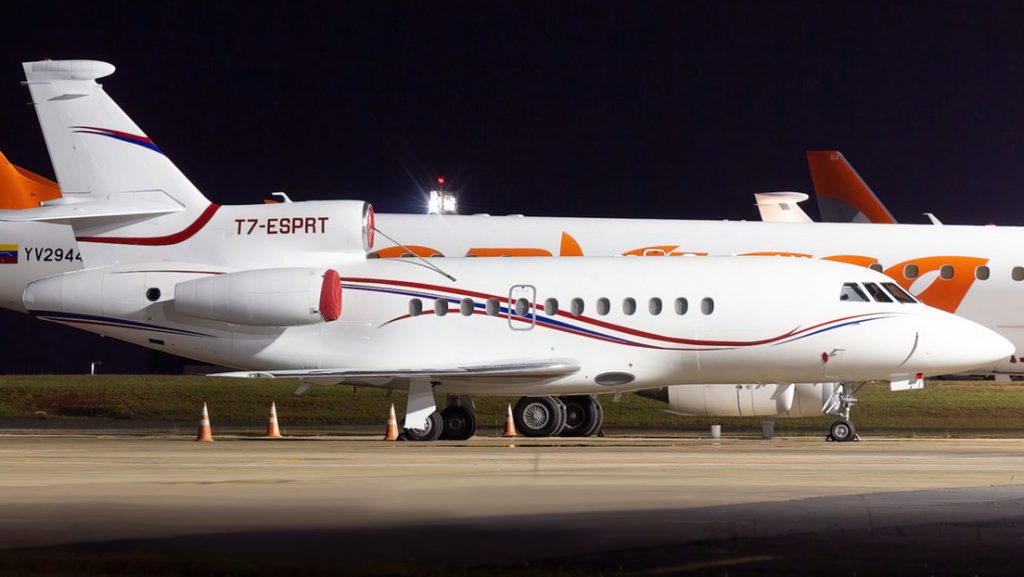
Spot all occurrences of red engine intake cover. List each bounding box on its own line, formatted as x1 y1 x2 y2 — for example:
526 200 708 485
319 268 342 322
366 204 375 249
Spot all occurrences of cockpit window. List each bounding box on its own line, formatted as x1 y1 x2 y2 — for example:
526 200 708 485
862 282 893 303
840 283 869 302
882 282 917 304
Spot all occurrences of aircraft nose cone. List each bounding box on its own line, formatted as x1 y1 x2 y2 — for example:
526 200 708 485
913 312 1015 375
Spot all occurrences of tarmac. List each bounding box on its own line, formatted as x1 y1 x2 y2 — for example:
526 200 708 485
2 431 1024 575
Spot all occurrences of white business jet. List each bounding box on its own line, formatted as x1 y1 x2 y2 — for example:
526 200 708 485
0 60 1013 442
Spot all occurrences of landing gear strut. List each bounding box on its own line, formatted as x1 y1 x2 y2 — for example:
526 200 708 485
824 382 860 442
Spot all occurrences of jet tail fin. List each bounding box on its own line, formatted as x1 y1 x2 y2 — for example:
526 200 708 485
22 60 209 212
0 150 62 209
807 151 897 224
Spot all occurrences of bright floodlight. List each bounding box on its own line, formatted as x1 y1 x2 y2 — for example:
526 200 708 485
428 190 458 214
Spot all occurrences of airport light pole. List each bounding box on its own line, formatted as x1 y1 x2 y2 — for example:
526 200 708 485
427 177 458 214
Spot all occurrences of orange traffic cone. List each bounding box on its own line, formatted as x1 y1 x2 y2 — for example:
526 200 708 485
384 403 400 441
267 402 282 438
196 402 213 442
502 403 517 437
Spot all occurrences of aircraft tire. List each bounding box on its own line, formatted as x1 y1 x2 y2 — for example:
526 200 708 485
829 419 857 443
439 405 476 440
560 395 603 437
403 411 444 441
584 398 604 437
513 396 567 437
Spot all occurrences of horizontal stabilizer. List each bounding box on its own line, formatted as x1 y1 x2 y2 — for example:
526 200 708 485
213 358 581 382
0 191 182 222
23 59 115 82
754 192 813 223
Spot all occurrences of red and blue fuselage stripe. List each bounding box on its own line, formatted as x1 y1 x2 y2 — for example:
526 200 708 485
29 310 212 337
341 280 900 351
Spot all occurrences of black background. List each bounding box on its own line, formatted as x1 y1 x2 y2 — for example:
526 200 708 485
1 1 1021 373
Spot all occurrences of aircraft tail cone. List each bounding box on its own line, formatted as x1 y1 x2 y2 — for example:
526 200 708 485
502 403 517 437
267 402 282 438
384 403 400 441
196 402 213 443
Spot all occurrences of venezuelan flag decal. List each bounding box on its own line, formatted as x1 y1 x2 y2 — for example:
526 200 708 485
0 244 17 264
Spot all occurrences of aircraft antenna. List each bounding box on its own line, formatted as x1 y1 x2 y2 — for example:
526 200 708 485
372 226 457 282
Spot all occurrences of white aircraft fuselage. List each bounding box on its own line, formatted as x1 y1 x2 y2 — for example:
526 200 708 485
18 256 1009 395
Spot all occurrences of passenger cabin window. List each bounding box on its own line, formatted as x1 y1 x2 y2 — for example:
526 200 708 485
675 298 689 315
409 299 423 316
882 282 917 304
869 263 884 273
862 282 893 303
649 297 663 315
939 265 954 280
839 283 869 302
571 298 585 316
700 297 714 315
904 264 919 279
514 298 530 317
486 298 500 316
976 265 990 280
544 298 559 316
460 298 475 316
434 299 449 316
622 298 637 316
1014 267 1024 281
597 298 610 316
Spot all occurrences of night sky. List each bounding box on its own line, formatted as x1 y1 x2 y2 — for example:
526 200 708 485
1 1 1022 373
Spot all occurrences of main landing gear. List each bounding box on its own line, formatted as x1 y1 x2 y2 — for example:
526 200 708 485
513 395 604 438
824 382 861 442
403 396 477 441
559 395 604 437
402 410 443 441
439 404 476 441
402 394 606 441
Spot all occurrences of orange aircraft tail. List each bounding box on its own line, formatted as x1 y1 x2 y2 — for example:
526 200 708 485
806 151 896 224
0 150 61 210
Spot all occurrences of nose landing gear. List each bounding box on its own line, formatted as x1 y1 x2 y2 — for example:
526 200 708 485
824 382 861 442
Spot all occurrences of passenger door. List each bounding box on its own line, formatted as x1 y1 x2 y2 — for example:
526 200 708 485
508 285 536 331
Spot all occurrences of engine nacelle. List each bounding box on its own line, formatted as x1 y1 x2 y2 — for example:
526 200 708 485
174 268 341 326
23 264 342 328
667 384 793 417
24 264 179 320
642 383 836 417
788 382 836 417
